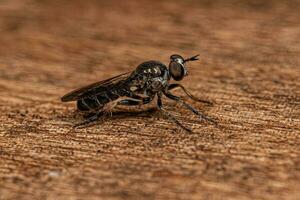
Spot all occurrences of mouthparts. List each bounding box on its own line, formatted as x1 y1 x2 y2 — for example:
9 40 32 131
183 54 199 63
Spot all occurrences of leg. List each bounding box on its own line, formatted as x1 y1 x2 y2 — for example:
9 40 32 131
76 95 153 127
117 95 153 106
157 93 191 132
164 91 217 125
168 83 213 105
74 110 104 127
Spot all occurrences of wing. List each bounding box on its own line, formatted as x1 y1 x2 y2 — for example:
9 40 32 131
61 72 131 102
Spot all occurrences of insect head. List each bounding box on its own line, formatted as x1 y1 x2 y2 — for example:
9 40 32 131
169 54 199 81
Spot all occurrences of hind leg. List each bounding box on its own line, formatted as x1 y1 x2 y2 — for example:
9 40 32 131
117 96 153 106
74 111 104 127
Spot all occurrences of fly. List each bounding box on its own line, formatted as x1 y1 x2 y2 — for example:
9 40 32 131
61 54 216 132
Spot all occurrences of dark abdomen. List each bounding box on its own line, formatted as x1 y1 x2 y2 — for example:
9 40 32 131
77 90 120 111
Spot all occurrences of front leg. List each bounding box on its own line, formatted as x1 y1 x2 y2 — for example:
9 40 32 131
168 83 213 105
163 91 217 125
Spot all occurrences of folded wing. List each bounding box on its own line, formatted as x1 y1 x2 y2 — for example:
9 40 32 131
61 72 131 102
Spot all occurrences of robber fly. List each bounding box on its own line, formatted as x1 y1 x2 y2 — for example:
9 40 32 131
61 54 216 132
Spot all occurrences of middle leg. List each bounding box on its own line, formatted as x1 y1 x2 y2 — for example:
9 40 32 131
157 93 191 132
168 83 213 105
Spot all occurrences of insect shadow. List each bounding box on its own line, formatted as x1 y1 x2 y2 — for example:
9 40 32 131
68 99 216 131
69 107 158 128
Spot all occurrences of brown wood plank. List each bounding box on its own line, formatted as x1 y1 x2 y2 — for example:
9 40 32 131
0 0 299 199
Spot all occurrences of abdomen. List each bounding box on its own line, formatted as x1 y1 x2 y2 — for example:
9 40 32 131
77 90 120 111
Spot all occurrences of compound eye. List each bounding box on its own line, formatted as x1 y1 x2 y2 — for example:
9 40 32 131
169 61 184 81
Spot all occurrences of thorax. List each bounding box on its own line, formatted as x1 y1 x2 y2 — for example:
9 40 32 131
128 61 170 94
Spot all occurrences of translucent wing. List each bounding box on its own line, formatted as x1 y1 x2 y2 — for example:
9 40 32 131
61 72 131 102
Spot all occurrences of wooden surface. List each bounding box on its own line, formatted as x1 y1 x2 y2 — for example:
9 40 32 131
0 0 299 199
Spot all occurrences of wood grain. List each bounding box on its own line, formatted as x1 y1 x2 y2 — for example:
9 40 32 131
0 0 299 199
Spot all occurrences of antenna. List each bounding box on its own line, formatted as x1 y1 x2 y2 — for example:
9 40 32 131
183 54 199 63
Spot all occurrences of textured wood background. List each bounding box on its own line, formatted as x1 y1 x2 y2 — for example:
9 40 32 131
0 0 299 199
